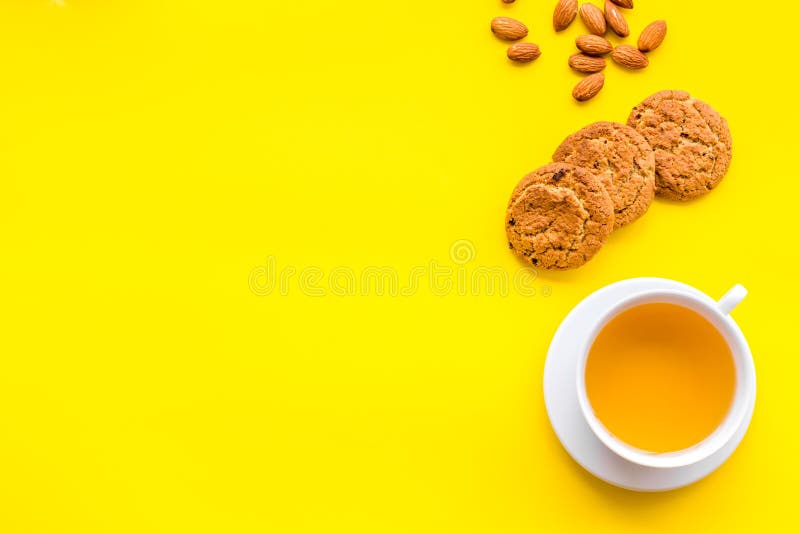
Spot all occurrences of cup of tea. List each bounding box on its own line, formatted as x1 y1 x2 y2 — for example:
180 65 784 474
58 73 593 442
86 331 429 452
575 284 755 469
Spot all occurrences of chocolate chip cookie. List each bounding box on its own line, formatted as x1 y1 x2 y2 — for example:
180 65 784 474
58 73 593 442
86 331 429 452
553 121 656 228
505 162 614 270
627 90 732 201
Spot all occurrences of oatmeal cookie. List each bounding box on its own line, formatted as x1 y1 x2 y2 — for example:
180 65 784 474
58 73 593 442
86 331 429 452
627 90 732 201
553 121 656 228
505 162 614 270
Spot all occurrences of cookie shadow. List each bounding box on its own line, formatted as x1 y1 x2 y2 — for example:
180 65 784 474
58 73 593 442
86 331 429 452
508 253 597 285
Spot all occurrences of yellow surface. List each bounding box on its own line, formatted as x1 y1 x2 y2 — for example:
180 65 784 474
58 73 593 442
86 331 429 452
0 0 797 532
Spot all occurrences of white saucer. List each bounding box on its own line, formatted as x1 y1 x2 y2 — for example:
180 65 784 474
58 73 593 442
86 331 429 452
543 277 755 492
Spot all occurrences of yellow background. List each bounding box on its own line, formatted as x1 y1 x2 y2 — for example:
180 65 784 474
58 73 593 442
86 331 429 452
0 0 797 532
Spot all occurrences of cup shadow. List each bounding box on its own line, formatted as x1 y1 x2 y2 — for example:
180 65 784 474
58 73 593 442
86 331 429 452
543 416 710 514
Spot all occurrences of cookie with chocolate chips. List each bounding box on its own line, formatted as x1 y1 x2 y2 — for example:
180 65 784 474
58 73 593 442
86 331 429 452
505 162 614 270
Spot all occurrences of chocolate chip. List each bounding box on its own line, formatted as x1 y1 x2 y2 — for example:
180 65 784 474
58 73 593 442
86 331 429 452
508 218 516 226
508 242 514 249
552 170 565 181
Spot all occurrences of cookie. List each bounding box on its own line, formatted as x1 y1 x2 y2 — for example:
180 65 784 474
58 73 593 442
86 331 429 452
627 90 732 201
505 162 614 270
553 121 656 229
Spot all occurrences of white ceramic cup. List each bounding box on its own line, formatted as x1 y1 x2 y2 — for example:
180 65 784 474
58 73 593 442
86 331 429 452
575 284 755 469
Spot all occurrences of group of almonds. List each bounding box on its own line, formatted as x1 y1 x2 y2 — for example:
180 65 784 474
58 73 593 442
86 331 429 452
491 0 667 101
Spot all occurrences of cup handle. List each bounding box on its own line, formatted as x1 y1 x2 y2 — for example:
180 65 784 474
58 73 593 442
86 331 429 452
717 284 748 315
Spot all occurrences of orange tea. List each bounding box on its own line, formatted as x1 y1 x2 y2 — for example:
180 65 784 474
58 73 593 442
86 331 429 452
585 302 736 453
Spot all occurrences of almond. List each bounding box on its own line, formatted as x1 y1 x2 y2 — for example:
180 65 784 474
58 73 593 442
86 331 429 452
576 35 613 56
572 73 605 102
611 44 649 69
610 0 633 8
604 0 629 37
553 0 579 32
638 20 667 52
491 17 529 41
568 53 606 73
507 42 542 63
579 4 607 36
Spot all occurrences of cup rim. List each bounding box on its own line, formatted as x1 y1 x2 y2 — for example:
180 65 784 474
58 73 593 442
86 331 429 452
575 288 755 469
